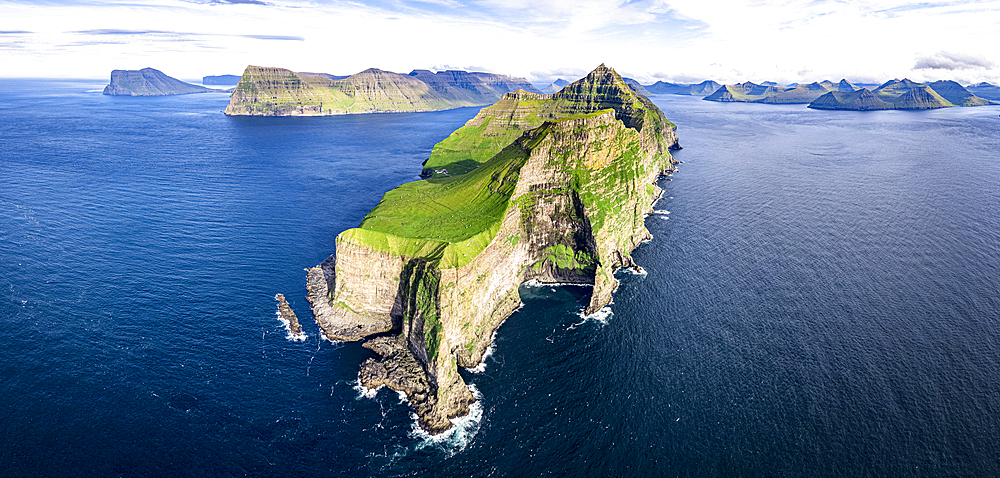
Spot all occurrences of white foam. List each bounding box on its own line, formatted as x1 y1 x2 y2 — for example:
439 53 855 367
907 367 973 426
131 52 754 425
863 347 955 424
623 266 647 276
522 279 594 288
409 384 484 457
353 376 383 400
275 310 308 342
568 305 614 329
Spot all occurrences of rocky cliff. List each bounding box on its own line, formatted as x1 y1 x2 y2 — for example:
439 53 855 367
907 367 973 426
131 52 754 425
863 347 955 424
103 68 216 96
224 66 539 116
306 64 679 434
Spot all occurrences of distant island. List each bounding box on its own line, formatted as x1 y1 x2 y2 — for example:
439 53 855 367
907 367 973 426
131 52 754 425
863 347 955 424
223 66 541 116
306 64 680 434
809 79 994 110
103 68 226 96
967 82 1000 101
654 76 996 110
645 80 723 96
202 75 242 86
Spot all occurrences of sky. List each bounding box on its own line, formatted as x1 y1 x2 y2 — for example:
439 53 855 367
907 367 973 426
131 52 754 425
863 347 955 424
2 0 999 85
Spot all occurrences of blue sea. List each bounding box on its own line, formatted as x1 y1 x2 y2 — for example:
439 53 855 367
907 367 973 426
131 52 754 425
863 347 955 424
2 79 1000 477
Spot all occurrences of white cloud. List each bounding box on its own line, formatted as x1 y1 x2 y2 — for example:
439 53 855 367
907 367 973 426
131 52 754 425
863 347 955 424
915 51 995 70
1 0 999 85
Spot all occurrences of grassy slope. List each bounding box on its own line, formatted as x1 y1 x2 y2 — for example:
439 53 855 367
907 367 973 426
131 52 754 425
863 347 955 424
344 121 551 268
348 108 628 268
339 65 673 276
423 70 670 177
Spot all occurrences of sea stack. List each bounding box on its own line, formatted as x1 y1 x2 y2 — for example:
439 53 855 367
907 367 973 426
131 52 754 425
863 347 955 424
275 294 302 336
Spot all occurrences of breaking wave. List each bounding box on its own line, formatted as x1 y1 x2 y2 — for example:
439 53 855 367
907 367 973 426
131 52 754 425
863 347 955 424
409 384 484 457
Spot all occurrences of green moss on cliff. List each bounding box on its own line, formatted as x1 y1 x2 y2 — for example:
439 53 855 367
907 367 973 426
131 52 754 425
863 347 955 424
422 64 673 178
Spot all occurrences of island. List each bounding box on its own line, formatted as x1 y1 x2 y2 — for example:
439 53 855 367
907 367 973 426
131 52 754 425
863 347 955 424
704 79 856 104
967 82 1000 101
202 74 242 86
539 78 570 94
103 68 222 96
808 79 993 110
223 66 541 116
644 80 722 96
305 64 680 434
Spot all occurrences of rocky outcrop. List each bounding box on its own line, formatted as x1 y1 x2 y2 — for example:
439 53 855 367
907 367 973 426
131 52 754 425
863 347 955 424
103 68 218 96
307 65 678 434
275 293 303 336
224 65 540 116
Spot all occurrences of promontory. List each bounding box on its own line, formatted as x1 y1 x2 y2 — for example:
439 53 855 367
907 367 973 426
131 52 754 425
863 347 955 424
305 64 680 434
103 68 220 96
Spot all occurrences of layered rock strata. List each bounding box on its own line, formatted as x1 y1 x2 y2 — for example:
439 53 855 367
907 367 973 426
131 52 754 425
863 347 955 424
307 65 678 434
275 294 302 336
224 66 540 116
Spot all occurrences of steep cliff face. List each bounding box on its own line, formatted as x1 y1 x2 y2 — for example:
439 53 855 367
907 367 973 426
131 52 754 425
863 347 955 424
103 68 214 96
224 65 540 116
307 65 678 434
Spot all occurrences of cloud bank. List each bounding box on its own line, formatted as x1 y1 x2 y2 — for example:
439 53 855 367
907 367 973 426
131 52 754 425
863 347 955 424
915 51 995 70
1 0 999 85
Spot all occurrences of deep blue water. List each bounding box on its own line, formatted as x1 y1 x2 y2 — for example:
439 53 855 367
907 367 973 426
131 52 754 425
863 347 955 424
2 79 1000 477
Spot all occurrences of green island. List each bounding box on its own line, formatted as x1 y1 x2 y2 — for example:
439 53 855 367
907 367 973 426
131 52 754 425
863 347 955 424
305 64 680 434
224 66 540 116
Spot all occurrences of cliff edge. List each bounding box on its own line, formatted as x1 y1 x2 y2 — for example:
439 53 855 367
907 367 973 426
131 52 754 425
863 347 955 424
103 68 215 96
306 64 679 434
224 66 541 116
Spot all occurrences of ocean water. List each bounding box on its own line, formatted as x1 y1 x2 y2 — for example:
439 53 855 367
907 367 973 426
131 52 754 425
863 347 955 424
2 79 1000 477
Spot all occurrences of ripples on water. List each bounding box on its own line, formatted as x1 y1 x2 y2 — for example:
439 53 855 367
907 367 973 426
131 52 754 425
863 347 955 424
1 80 999 476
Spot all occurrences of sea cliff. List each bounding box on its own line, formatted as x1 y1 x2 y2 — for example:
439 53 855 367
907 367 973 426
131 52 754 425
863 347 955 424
224 66 540 116
306 64 679 434
103 68 215 96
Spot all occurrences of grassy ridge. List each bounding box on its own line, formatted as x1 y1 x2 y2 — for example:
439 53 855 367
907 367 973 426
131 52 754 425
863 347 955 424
345 124 552 268
422 66 666 177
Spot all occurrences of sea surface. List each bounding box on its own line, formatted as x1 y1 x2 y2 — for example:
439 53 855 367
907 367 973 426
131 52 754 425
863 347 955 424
2 79 1000 477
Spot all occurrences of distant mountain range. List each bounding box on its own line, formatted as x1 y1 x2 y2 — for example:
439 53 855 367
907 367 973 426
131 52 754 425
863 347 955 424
809 79 994 110
224 66 541 116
